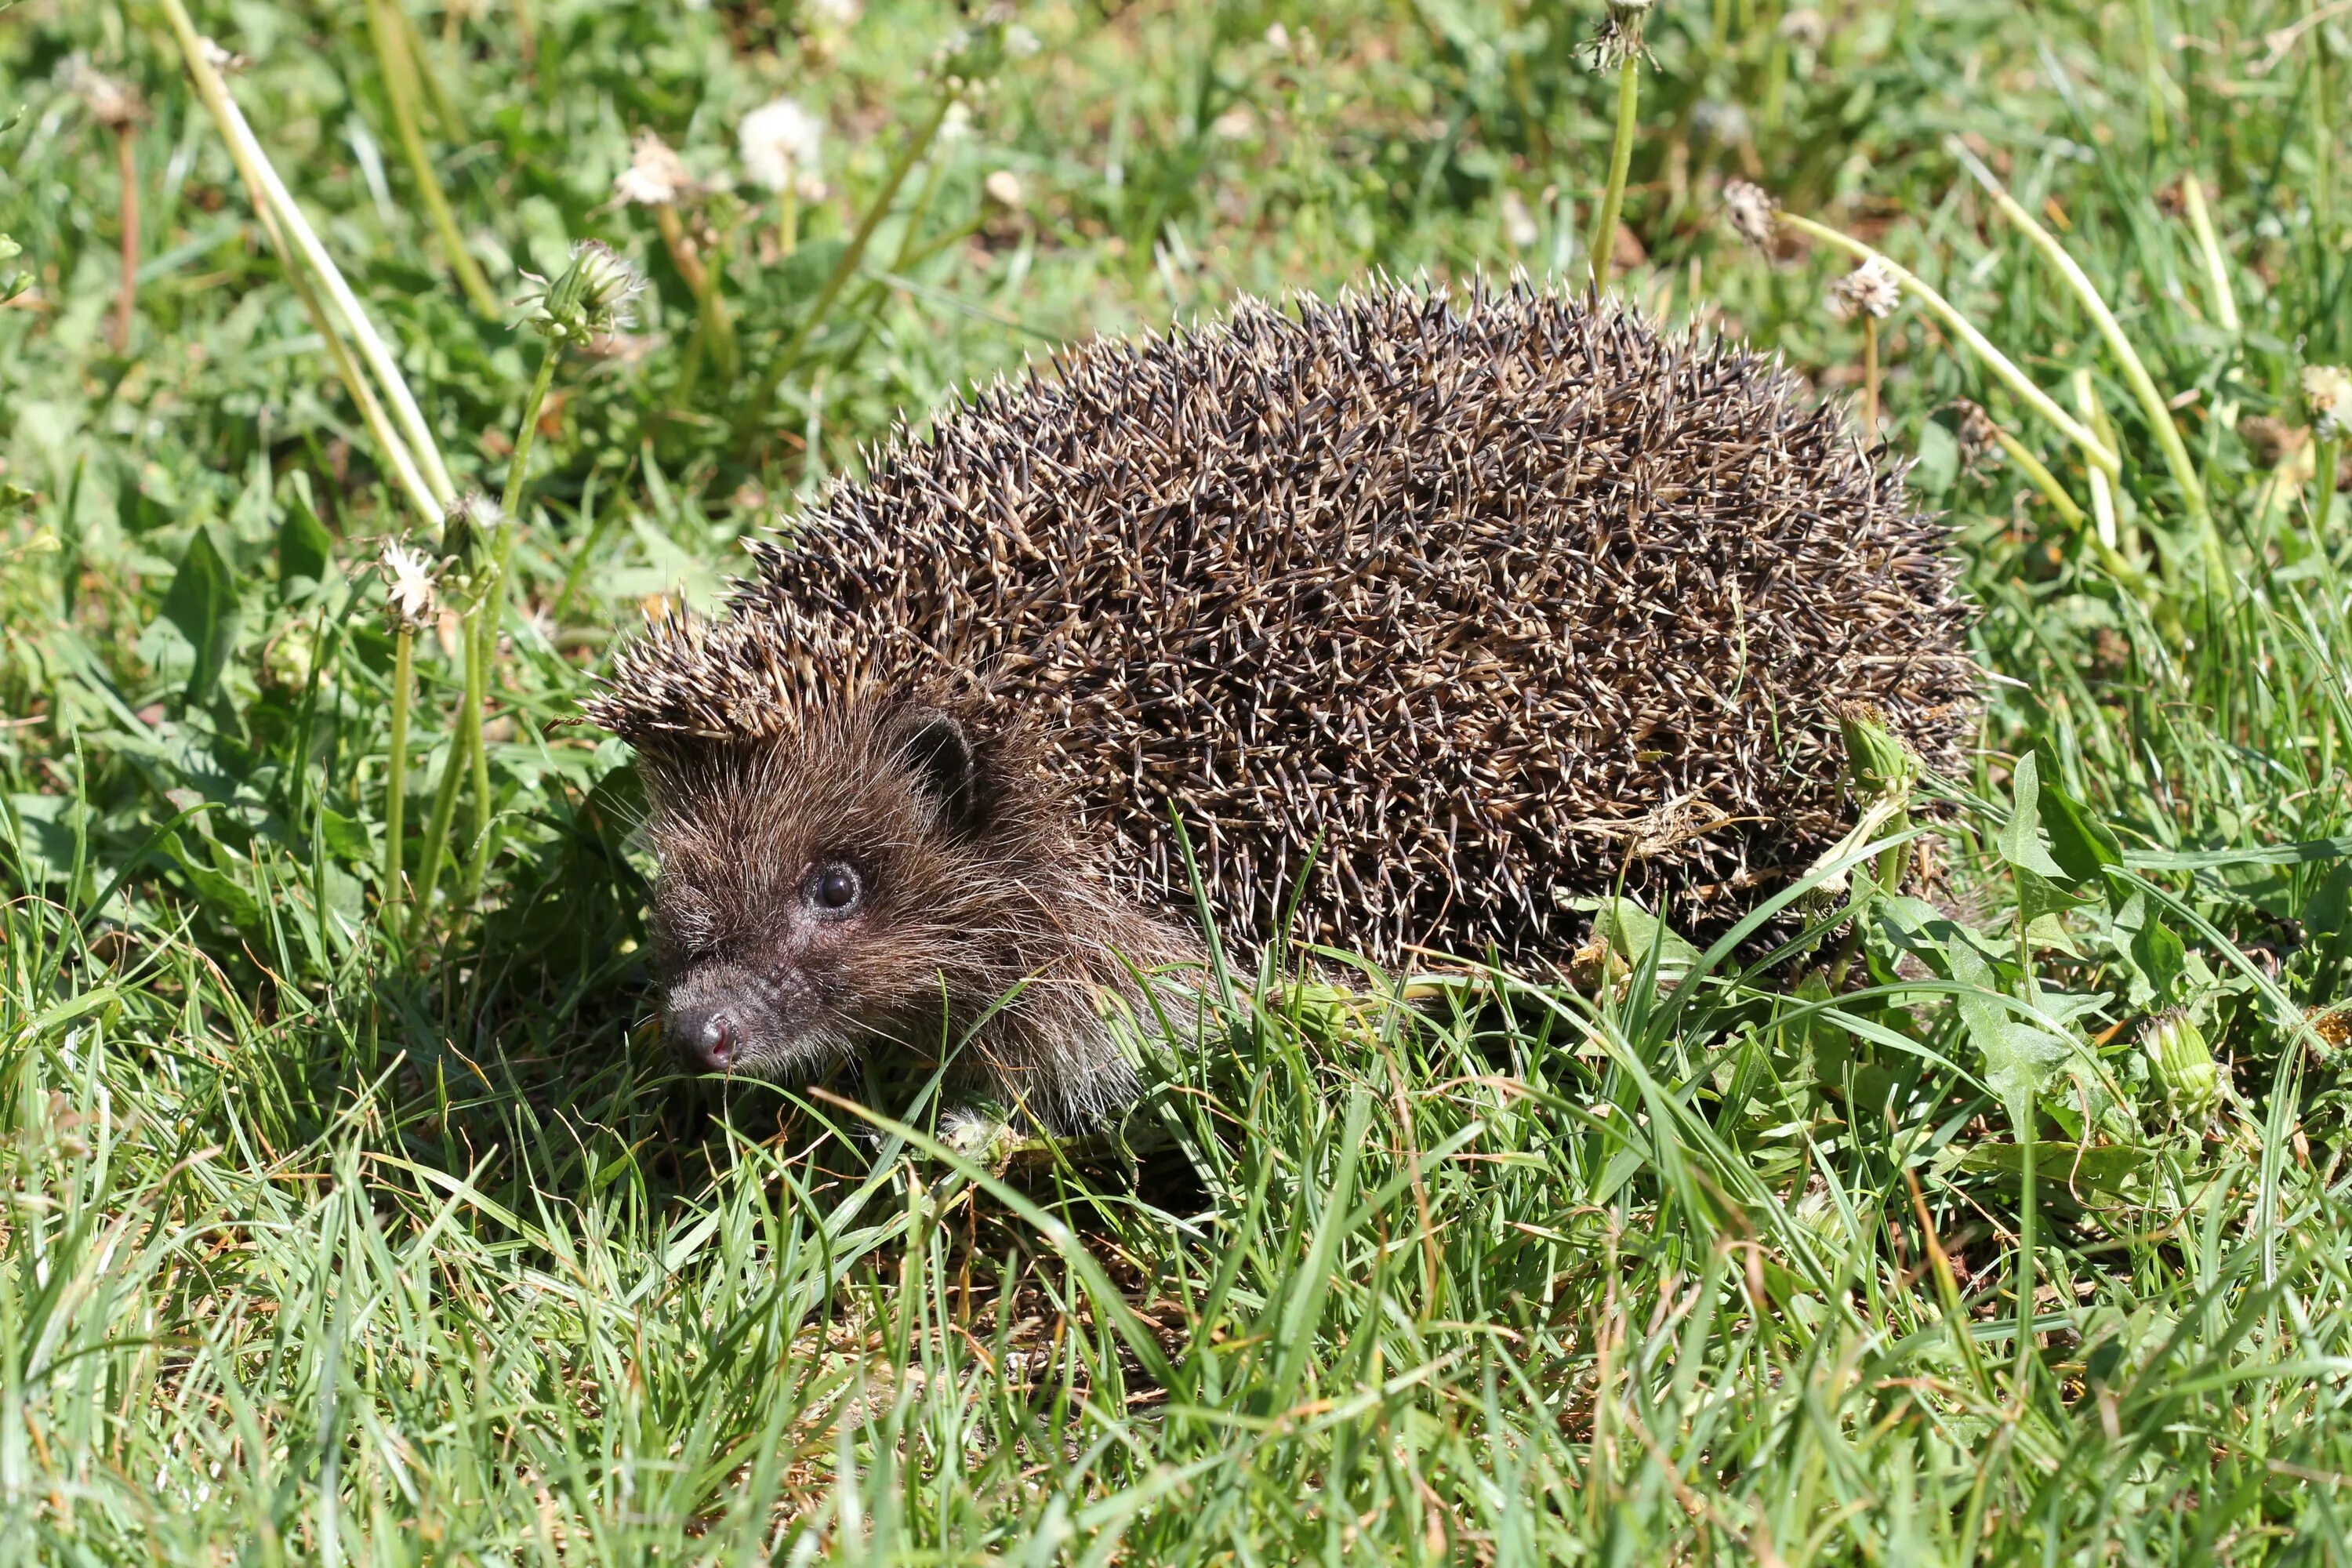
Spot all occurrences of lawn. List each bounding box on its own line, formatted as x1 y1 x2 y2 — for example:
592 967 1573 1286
5 0 2352 1560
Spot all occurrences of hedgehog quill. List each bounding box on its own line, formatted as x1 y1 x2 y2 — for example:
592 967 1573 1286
588 285 1977 1126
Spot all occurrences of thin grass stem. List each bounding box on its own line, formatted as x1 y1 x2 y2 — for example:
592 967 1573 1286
364 0 500 317
1949 140 2214 535
743 91 959 441
160 0 457 506
1777 212 2120 475
2180 174 2241 332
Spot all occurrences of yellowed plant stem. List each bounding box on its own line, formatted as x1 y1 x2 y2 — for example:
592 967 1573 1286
1777 212 2120 476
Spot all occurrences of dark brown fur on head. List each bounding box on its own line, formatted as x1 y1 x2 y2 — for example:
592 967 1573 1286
637 697 1203 1129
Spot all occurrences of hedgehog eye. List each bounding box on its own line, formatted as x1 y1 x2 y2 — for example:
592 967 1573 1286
805 861 862 916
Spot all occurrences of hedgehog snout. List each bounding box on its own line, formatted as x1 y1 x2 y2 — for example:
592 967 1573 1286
663 959 840 1081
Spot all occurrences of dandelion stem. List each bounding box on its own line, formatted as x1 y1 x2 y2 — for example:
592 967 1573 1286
459 343 564 904
1989 428 2087 529
2318 434 2342 539
1776 212 2120 475
652 205 735 383
778 183 798 260
1588 51 1641 291
365 0 500 318
1949 140 2214 539
2317 19 2336 243
383 626 413 913
160 0 451 517
1860 315 1880 437
458 628 492 906
408 696 466 946
111 125 139 354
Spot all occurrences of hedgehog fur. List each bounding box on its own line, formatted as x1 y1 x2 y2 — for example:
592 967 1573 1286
589 284 1978 1115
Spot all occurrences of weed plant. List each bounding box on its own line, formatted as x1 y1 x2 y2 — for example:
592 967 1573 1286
5 0 2352 1560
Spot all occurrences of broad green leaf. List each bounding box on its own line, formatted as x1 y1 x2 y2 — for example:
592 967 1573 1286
2015 866 2094 925
1997 752 2069 882
161 524 239 706
1573 896 1703 981
317 807 371 864
277 477 333 590
1946 938 2071 1118
2031 757 2124 884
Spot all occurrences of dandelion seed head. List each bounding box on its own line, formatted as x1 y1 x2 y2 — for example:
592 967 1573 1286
1692 100 1749 146
2303 364 2352 438
59 54 140 129
1500 191 1539 251
614 132 693 207
1722 180 1779 248
1777 8 1828 49
739 96 824 194
1828 256 1902 321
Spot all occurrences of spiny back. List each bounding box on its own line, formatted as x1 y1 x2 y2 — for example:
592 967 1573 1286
590 285 1977 960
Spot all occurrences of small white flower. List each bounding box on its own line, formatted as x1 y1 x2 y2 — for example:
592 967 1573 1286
1004 24 1041 57
1500 190 1539 251
1777 8 1828 49
59 54 140 129
379 539 438 630
1722 180 1778 248
613 132 693 207
739 96 824 194
983 169 1025 209
1692 100 1749 145
2303 365 2352 439
939 101 975 141
1264 21 1291 51
1211 105 1257 140
1828 256 1902 321
804 0 862 27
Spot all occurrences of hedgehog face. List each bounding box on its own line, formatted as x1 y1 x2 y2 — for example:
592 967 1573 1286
640 703 1020 1083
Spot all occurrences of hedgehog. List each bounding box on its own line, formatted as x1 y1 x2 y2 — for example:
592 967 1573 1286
587 284 1977 1127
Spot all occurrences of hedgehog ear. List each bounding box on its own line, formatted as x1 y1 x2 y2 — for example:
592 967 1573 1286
895 707 984 836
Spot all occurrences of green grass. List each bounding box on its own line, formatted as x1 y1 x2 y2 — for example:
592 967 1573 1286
7 0 2352 1559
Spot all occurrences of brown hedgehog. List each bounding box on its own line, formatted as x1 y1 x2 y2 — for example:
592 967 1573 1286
588 285 1976 1125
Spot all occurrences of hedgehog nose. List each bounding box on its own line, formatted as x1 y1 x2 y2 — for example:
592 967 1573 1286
673 1006 737 1073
